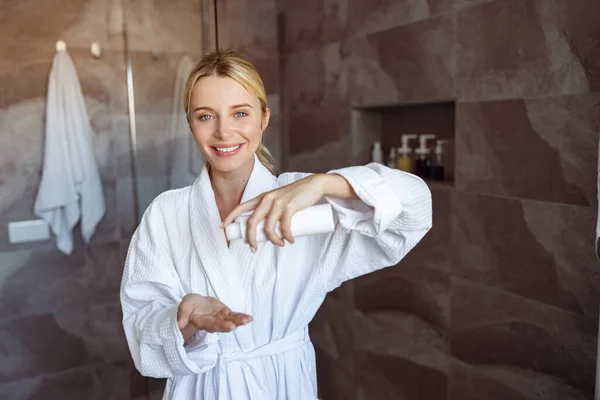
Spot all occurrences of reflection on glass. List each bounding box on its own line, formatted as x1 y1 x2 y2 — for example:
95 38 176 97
123 0 216 221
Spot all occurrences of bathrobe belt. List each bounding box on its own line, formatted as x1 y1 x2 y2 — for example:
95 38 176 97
214 327 310 397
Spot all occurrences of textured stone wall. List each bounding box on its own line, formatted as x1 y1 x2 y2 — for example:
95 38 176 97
278 0 600 399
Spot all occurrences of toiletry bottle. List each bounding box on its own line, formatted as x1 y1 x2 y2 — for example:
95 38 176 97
432 140 447 181
225 203 335 244
371 141 383 164
387 147 397 169
414 134 436 179
396 134 417 173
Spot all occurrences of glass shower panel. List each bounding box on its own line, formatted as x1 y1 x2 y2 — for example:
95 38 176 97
124 0 216 222
121 2 216 396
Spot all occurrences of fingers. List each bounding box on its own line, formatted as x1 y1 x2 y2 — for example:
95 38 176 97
227 312 253 326
279 205 295 244
189 313 226 333
246 194 275 251
216 320 238 332
202 319 237 333
212 315 250 332
264 199 286 247
196 312 253 333
221 197 261 228
221 189 299 249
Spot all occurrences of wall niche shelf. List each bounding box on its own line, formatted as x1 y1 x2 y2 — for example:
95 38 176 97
351 100 456 188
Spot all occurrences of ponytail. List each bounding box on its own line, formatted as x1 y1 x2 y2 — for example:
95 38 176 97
256 140 276 175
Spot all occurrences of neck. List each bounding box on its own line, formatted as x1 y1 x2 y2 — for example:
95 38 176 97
209 156 255 218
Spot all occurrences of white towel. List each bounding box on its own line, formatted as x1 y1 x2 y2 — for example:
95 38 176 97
168 54 204 190
34 49 105 254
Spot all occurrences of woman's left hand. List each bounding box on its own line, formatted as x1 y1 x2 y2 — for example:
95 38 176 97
221 174 327 251
222 173 358 252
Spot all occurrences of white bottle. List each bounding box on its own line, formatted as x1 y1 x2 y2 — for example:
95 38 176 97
225 203 336 243
434 140 447 165
371 141 383 164
387 147 397 168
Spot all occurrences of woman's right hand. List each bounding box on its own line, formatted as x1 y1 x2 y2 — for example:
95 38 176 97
177 294 252 333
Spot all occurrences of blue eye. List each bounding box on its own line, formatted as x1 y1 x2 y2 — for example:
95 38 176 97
200 115 213 121
235 112 247 117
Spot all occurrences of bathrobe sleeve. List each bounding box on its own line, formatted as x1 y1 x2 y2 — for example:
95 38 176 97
120 200 219 378
318 163 432 292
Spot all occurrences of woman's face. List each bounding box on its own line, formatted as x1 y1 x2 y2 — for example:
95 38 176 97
188 75 269 174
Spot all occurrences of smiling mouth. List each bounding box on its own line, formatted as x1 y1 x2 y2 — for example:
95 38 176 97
212 143 244 156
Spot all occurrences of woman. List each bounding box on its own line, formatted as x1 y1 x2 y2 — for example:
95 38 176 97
121 50 432 399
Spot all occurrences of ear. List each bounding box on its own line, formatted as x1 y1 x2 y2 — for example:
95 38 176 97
262 107 271 131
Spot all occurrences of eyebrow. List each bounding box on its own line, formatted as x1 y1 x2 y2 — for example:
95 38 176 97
193 103 253 113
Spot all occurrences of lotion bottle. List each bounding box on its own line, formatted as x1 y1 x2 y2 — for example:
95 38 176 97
415 134 436 179
396 134 417 173
432 140 447 181
225 203 336 244
371 141 383 164
387 147 397 169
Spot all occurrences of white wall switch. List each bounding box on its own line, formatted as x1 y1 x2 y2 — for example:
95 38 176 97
8 220 51 244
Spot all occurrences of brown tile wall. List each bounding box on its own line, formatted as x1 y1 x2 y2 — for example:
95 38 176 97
280 0 600 398
216 0 282 165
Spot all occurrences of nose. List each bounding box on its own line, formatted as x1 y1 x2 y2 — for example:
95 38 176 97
214 117 234 140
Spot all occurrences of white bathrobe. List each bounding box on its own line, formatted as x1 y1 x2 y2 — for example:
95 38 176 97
120 156 432 399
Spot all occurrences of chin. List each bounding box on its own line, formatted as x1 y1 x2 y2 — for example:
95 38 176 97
209 160 241 173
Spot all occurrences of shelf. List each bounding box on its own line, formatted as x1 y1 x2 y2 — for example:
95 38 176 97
352 101 456 183
424 179 455 191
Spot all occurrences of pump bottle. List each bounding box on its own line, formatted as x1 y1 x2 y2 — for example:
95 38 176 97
414 134 436 179
396 134 417 173
432 140 447 181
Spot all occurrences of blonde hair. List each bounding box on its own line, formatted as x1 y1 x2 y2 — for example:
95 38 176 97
183 49 276 174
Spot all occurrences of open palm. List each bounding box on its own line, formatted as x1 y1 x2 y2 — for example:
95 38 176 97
178 294 252 333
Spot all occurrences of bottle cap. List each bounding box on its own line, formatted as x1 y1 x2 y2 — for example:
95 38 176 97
225 220 244 241
416 134 436 155
398 134 417 155
418 134 436 149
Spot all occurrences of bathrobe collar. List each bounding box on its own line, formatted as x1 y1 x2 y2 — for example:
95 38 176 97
189 154 276 314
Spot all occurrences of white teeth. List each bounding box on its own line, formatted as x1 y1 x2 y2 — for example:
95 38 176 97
215 145 241 153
